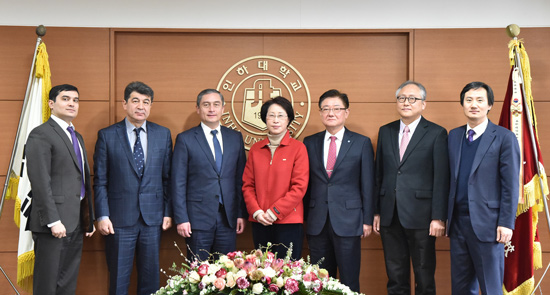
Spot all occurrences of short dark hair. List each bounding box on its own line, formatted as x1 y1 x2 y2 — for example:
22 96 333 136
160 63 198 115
460 81 494 106
124 81 154 102
197 89 224 106
318 89 349 109
396 81 427 100
49 84 79 102
260 96 294 127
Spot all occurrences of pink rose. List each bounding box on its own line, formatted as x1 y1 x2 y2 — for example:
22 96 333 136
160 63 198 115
271 258 285 271
246 254 257 264
197 264 209 277
236 277 250 289
234 258 245 269
285 278 300 294
312 280 323 293
303 272 317 282
268 283 280 292
214 278 226 290
215 268 228 278
243 261 257 273
227 251 243 260
262 276 271 284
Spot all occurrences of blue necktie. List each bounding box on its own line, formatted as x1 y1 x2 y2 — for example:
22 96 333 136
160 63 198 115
67 126 85 198
467 129 475 142
211 130 223 174
134 128 145 177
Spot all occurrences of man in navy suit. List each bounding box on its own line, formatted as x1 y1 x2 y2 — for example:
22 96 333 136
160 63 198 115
447 81 520 295
304 89 374 292
171 88 246 261
94 81 173 295
374 81 449 295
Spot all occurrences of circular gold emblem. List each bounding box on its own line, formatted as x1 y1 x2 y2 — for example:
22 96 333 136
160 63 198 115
217 56 311 150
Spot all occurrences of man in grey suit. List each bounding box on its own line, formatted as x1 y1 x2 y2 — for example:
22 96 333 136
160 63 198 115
172 88 247 261
26 84 95 295
447 82 520 294
304 89 374 292
373 81 449 295
94 81 173 295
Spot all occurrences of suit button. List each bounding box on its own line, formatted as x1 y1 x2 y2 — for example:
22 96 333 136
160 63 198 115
215 195 219 199
397 171 401 175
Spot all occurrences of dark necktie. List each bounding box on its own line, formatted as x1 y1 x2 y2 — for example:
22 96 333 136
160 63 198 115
134 127 145 177
211 130 223 174
326 136 336 178
67 126 85 198
468 129 476 142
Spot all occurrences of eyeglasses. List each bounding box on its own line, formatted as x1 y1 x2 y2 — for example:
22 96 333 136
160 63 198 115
320 107 347 114
396 96 425 104
267 114 288 120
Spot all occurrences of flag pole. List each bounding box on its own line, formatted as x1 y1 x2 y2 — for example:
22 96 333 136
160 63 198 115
507 23 550 231
0 25 46 219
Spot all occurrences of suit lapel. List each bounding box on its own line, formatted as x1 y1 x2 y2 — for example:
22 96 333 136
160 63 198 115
116 120 139 176
194 126 218 174
453 126 466 179
143 123 156 176
470 122 497 176
400 118 428 166
389 121 401 168
220 127 232 174
315 132 329 179
48 119 80 170
332 129 353 173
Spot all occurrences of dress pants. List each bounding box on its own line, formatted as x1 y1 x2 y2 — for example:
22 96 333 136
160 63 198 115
32 225 84 295
450 214 504 295
380 210 436 295
185 206 237 261
307 216 361 292
105 216 161 295
251 222 303 260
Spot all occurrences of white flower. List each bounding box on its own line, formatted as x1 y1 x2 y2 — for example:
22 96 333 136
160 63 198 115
252 282 264 294
189 271 201 283
276 277 284 288
236 269 247 278
202 274 215 285
263 267 276 278
209 264 221 274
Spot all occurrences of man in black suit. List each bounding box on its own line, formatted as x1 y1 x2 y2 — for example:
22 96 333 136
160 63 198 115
26 84 95 295
373 81 449 295
304 89 375 292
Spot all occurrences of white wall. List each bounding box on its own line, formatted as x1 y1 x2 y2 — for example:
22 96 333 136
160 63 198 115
1 0 549 29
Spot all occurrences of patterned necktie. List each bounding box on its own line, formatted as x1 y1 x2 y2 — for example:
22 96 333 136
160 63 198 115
211 130 223 174
134 127 145 177
326 136 337 178
399 125 410 161
67 126 85 198
467 129 476 142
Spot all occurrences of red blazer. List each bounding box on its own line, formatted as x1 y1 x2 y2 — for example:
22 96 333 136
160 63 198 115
242 131 309 224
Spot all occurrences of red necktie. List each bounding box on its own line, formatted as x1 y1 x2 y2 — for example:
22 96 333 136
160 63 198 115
326 136 337 178
399 126 410 161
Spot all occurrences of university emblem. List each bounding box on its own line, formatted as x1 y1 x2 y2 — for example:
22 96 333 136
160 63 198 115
217 56 311 150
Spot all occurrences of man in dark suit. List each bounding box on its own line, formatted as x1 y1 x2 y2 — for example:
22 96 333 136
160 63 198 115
447 81 520 295
26 84 95 295
373 81 449 295
94 81 172 295
304 89 374 292
172 88 246 261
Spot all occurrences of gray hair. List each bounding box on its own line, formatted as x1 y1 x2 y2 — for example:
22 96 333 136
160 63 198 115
395 80 427 100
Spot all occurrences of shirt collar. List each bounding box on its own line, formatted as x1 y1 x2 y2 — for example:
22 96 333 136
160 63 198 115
125 117 147 133
201 122 221 134
466 118 489 138
400 116 422 134
324 127 346 142
50 114 74 130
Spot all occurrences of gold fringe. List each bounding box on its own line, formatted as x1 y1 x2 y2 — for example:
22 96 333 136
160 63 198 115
5 173 19 201
17 250 34 292
14 197 21 228
517 167 548 216
503 276 534 295
36 42 51 122
533 241 542 270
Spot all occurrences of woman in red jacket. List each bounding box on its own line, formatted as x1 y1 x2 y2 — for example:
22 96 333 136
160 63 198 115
242 96 309 260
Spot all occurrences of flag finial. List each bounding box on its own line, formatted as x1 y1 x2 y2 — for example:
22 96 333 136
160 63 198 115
36 25 46 37
506 24 520 38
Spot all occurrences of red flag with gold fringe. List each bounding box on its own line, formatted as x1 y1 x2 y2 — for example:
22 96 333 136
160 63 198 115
501 39 548 295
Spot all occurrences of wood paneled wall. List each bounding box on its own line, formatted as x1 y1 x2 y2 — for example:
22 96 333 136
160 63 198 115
0 26 549 295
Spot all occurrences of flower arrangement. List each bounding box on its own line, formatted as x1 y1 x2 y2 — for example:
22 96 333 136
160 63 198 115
155 243 361 295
